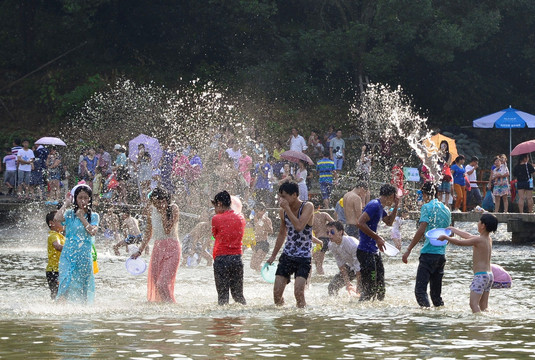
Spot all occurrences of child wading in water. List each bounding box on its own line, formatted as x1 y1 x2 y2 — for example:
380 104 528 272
114 208 146 256
438 213 498 313
46 210 65 299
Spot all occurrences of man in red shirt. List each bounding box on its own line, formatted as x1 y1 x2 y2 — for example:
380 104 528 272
211 190 247 305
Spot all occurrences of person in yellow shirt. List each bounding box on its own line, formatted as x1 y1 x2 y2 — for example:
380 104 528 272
46 210 65 299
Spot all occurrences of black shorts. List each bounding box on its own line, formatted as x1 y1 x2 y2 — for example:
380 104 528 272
254 240 269 253
275 253 311 283
319 237 330 253
517 180 532 190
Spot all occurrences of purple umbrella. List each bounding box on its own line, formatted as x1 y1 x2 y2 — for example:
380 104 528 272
128 134 162 168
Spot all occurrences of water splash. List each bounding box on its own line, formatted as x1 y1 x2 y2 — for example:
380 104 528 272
347 83 441 182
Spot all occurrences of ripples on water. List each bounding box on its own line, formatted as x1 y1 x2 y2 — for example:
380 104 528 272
1 210 535 359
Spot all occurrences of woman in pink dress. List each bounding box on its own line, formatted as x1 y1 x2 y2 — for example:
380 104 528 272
132 187 181 302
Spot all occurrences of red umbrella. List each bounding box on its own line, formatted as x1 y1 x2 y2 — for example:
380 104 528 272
510 140 535 156
280 150 314 165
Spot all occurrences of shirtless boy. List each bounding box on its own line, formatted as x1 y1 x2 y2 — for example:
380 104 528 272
267 181 314 308
343 181 368 238
114 209 146 255
311 199 334 275
438 213 498 313
250 202 274 271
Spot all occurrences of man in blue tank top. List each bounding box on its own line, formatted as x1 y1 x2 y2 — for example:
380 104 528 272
402 182 451 307
267 181 314 308
357 184 399 301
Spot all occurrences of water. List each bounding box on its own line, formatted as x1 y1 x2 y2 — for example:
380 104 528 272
2 217 535 359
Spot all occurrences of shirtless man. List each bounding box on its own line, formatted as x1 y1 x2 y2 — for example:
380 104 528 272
250 202 274 271
311 199 335 275
184 221 213 266
343 181 368 238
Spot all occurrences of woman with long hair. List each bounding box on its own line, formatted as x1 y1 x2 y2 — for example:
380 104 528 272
54 184 100 303
513 154 535 213
132 187 181 302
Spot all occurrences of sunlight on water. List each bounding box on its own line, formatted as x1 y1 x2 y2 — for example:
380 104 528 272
1 216 534 358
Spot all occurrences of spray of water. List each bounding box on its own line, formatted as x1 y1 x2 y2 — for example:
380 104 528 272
348 83 442 183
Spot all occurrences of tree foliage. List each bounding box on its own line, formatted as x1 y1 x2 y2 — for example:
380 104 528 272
1 0 535 133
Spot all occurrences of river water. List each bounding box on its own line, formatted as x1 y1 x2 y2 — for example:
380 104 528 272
1 208 534 359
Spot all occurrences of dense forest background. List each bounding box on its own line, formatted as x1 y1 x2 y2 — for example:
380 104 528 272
1 0 535 149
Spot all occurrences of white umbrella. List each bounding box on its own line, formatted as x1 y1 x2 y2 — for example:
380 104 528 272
35 137 67 146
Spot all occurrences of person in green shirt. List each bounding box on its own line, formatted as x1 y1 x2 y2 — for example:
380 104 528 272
402 182 451 307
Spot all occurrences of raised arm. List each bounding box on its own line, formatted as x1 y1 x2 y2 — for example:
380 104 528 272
54 193 72 222
283 201 313 232
382 197 400 226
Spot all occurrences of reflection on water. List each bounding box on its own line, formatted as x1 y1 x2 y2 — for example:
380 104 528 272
1 217 535 358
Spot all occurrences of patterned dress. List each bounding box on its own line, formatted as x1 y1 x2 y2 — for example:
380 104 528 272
492 164 510 196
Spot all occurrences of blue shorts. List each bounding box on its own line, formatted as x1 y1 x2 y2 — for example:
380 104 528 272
17 170 31 186
4 171 16 186
124 234 143 245
438 181 451 192
320 182 333 200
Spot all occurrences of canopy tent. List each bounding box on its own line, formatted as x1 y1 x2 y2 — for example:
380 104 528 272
473 106 535 179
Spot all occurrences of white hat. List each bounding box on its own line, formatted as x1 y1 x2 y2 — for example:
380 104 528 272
70 183 92 197
114 144 122 150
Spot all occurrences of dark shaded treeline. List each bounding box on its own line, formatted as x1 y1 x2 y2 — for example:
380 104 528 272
1 0 535 142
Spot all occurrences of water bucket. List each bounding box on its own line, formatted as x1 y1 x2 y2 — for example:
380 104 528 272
383 242 400 256
125 257 147 275
426 228 452 246
261 262 277 283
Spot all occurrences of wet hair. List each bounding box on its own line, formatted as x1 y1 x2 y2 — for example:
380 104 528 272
355 180 368 190
379 184 397 197
73 186 93 221
454 155 465 163
46 211 57 228
480 213 498 233
470 156 479 163
327 221 344 232
421 182 437 198
213 190 231 208
150 187 172 220
279 181 299 196
311 198 322 208
254 202 266 211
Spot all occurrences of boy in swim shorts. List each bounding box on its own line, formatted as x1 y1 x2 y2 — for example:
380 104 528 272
438 213 498 313
113 208 145 255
